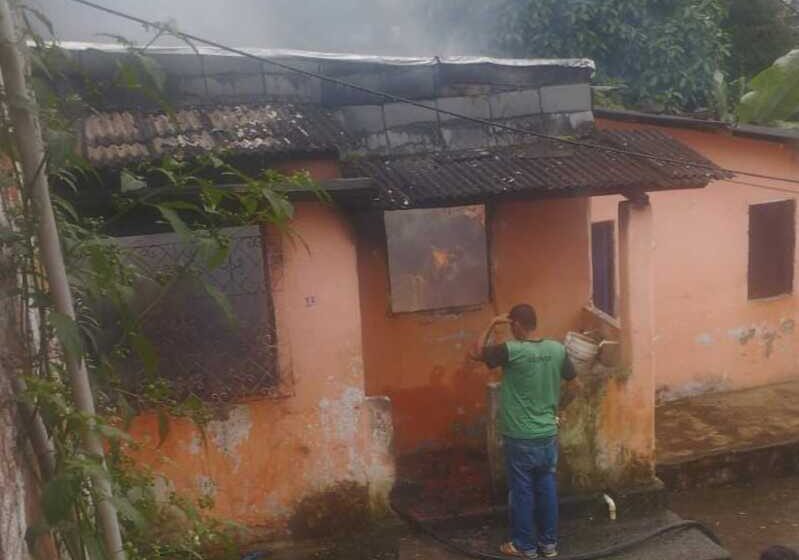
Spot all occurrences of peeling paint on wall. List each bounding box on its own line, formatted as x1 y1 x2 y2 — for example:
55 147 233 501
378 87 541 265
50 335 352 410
320 386 365 443
728 326 757 345
206 405 253 470
656 376 730 403
186 433 202 455
152 474 176 502
264 494 293 519
196 475 217 498
695 333 713 346
761 327 780 358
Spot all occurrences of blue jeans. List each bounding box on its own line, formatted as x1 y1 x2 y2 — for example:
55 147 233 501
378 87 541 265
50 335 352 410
504 435 559 553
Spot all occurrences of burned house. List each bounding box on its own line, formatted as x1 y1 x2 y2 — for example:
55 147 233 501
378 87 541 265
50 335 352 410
57 43 724 537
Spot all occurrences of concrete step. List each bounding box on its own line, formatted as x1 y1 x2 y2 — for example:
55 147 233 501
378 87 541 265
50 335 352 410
657 438 799 491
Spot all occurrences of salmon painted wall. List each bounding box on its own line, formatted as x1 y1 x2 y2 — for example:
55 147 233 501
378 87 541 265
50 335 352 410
128 186 394 535
593 118 799 401
356 198 592 455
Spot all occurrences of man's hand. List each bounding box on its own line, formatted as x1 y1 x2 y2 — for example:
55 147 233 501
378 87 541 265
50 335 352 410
468 340 483 361
470 314 508 362
492 313 510 325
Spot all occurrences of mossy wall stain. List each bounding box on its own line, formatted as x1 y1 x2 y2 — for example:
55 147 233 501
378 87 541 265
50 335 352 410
288 482 371 539
489 363 656 496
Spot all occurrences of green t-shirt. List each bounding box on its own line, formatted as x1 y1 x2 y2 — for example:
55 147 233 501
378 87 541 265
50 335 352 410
499 339 569 439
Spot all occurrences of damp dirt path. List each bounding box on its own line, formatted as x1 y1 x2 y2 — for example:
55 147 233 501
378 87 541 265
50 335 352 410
656 380 799 464
669 475 799 559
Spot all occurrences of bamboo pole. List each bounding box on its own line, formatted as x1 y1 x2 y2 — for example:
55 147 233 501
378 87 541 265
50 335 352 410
0 2 126 558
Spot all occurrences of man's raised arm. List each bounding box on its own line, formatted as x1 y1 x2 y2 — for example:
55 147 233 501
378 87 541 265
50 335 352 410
469 314 510 369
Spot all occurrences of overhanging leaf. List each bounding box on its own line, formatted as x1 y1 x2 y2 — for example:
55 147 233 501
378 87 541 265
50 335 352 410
155 204 191 238
109 496 147 529
738 50 799 124
136 54 167 94
21 6 55 38
130 332 158 375
157 408 170 448
41 475 79 525
120 170 147 193
0 228 23 244
46 129 77 174
196 236 229 271
201 280 235 327
53 196 79 223
96 423 134 443
49 311 83 359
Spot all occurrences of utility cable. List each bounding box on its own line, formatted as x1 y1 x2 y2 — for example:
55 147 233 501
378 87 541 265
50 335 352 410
67 0 799 188
727 178 799 196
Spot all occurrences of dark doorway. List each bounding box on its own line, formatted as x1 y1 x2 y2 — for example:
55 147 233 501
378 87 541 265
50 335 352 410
592 221 615 316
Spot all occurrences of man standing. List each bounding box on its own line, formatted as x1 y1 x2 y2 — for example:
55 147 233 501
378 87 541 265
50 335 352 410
470 304 577 559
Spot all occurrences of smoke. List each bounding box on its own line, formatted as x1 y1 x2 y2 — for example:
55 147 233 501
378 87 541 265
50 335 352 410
31 0 506 56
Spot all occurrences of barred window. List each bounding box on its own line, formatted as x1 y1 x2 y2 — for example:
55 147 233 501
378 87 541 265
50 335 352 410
112 226 280 402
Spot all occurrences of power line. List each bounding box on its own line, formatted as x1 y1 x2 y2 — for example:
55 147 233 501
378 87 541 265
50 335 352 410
728 178 799 196
68 0 799 187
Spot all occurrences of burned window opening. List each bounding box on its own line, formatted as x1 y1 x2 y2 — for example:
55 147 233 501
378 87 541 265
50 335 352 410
384 205 490 313
748 199 796 300
107 226 280 403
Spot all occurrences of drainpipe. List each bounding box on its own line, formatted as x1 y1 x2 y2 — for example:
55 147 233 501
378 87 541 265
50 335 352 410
603 493 617 521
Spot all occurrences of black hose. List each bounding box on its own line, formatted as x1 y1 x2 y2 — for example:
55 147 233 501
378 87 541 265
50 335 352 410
407 517 724 560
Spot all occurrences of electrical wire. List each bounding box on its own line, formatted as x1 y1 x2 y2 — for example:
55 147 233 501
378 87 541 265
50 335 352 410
727 178 799 196
66 0 799 188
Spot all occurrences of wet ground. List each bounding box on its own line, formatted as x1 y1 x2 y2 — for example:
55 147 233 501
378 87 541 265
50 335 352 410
269 509 728 560
392 448 498 523
657 381 799 465
268 380 799 560
669 474 799 559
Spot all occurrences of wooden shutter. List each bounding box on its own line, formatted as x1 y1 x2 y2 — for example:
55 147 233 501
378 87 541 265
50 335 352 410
748 199 795 299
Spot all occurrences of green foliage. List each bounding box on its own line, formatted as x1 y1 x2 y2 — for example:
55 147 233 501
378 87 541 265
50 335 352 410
724 0 799 80
737 49 799 124
7 9 324 559
495 0 730 112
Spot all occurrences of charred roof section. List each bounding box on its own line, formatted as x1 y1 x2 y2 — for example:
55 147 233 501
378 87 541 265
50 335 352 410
345 130 729 209
53 43 593 110
56 44 728 208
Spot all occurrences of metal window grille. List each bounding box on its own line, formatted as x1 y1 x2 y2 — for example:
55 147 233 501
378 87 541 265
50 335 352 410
114 226 281 403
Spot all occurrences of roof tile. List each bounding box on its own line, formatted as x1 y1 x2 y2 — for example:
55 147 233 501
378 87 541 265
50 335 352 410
81 103 345 166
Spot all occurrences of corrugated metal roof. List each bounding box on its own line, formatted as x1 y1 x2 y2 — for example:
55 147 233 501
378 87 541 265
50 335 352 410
81 103 348 166
345 130 728 209
56 41 596 70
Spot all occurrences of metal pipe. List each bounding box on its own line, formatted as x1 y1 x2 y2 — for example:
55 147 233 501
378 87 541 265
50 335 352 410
603 493 617 521
0 2 126 558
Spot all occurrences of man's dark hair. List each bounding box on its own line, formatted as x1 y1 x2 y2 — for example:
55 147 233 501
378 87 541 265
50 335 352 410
509 304 537 330
762 546 799 560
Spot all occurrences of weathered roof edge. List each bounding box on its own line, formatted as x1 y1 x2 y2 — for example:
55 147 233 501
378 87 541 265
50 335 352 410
345 130 726 209
595 108 799 145
50 41 596 71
